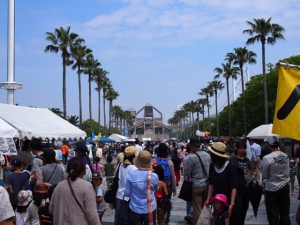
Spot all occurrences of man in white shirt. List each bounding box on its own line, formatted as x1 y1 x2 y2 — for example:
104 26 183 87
262 136 290 225
134 140 143 153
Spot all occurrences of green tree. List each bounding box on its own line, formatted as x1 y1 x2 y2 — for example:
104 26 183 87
44 26 84 119
226 47 257 135
197 98 207 131
49 108 63 117
71 44 92 129
101 78 112 136
208 80 224 137
214 63 239 138
199 87 213 133
243 18 285 124
83 54 101 138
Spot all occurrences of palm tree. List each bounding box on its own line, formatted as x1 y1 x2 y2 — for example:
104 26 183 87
101 78 112 136
106 88 120 135
194 103 202 132
112 105 122 131
243 17 285 124
67 115 79 127
93 69 109 134
71 44 92 129
214 63 239 138
226 47 257 135
45 26 84 119
49 108 63 117
197 98 207 131
199 87 213 134
83 54 101 138
208 80 224 137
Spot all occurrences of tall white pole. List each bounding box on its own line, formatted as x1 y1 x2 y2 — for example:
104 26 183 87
7 0 15 104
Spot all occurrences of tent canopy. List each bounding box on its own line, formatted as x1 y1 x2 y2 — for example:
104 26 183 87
108 134 126 142
0 117 19 138
99 136 116 143
0 103 86 140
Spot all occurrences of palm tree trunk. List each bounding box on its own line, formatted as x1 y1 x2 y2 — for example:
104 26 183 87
88 73 92 138
207 97 211 135
240 65 247 135
192 112 195 136
215 91 219 137
202 112 205 131
62 56 67 119
103 90 106 136
77 65 82 129
262 42 268 124
98 89 101 134
226 78 232 139
108 100 112 135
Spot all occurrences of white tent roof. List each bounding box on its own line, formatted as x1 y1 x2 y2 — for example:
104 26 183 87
108 134 126 142
0 103 86 140
0 117 19 138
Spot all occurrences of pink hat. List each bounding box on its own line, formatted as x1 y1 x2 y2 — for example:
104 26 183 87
209 194 228 206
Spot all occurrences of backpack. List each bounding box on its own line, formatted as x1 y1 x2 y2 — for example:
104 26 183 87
156 157 171 184
201 144 208 152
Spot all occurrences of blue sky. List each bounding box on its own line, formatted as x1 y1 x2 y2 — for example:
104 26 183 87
0 0 299 125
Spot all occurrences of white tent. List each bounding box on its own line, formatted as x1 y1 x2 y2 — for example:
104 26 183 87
108 133 126 142
0 117 19 138
0 103 86 140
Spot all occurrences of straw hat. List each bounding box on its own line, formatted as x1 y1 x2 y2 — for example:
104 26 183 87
133 150 152 170
208 142 227 158
123 146 138 165
35 183 48 194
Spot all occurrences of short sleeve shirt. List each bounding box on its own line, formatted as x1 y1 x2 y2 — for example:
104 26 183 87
40 164 66 185
7 172 28 193
96 186 105 212
32 156 43 172
0 186 15 222
213 209 228 225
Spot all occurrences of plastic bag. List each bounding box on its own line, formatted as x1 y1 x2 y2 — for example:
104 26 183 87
196 206 213 225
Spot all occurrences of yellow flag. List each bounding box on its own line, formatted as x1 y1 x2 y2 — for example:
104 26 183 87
273 66 300 140
98 133 102 138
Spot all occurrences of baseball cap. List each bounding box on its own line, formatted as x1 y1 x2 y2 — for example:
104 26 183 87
265 136 279 146
11 158 21 167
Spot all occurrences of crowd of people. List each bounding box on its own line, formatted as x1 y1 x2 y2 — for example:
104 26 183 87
0 137 296 225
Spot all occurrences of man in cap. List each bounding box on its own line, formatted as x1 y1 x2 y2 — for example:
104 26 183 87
30 138 44 189
184 137 210 224
262 136 290 225
61 141 70 165
249 138 262 183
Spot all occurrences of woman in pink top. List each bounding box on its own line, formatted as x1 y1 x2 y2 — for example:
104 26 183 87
92 157 103 173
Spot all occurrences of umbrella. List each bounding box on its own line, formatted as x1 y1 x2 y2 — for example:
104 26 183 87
99 136 116 143
247 183 263 217
247 124 283 139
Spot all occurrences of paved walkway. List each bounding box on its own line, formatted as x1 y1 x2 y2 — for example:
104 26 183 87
100 157 299 225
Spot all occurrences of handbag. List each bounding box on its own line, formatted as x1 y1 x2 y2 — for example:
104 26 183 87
147 170 154 225
104 163 121 203
115 197 130 225
179 152 208 202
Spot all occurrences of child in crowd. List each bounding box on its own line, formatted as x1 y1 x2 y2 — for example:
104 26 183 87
38 184 57 225
92 172 106 224
153 165 170 225
27 184 48 225
7 158 29 210
16 190 33 225
92 157 103 173
209 194 229 225
171 150 181 186
290 159 297 195
103 155 116 186
22 170 32 190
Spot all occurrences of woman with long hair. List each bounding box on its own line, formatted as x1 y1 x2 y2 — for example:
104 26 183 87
49 157 100 225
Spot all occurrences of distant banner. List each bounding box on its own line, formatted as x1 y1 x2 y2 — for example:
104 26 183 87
273 66 300 140
0 137 17 155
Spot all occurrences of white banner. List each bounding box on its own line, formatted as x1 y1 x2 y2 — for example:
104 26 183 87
0 137 17 155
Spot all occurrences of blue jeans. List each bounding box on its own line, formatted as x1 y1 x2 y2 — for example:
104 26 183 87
129 208 156 225
62 154 68 165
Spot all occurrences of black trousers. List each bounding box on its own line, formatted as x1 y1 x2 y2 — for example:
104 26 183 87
238 190 250 225
265 184 291 225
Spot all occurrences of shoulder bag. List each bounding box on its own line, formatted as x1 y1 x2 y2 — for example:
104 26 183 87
67 178 90 225
178 152 208 202
46 163 58 183
147 170 154 225
104 163 121 203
